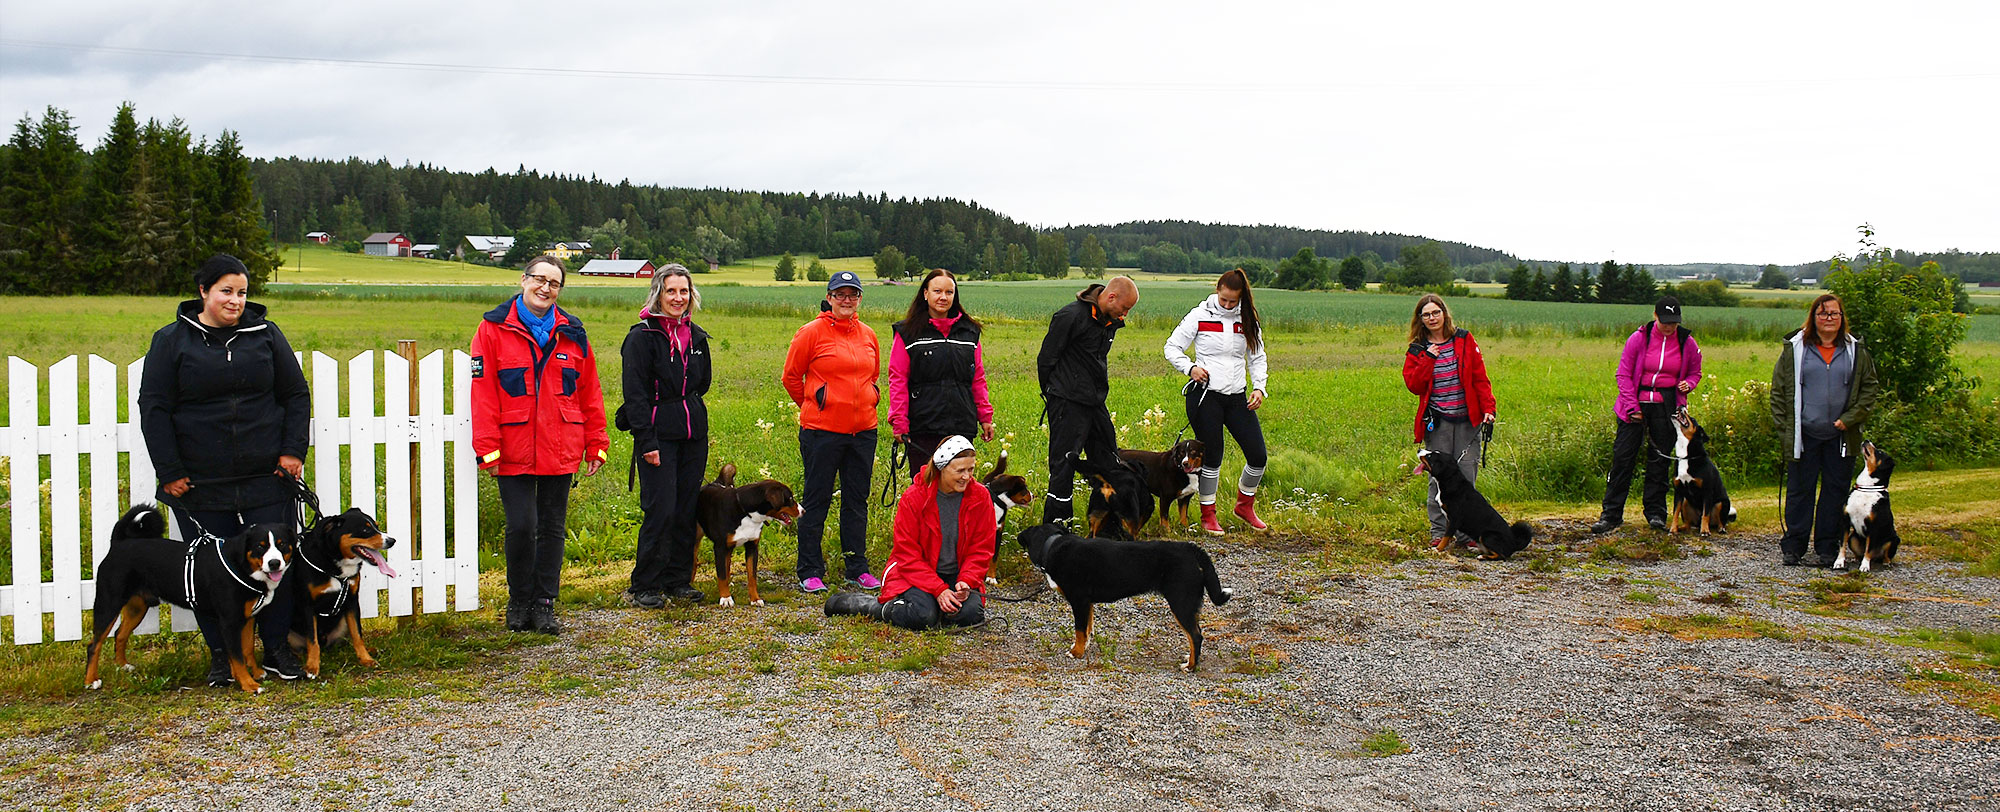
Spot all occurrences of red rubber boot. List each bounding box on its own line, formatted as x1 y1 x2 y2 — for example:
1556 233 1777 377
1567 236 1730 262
1233 491 1269 532
1198 504 1225 536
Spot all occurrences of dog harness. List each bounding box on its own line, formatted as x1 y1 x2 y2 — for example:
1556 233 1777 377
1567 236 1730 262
180 532 272 614
294 544 355 618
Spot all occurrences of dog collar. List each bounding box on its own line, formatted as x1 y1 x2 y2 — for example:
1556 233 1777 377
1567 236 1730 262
316 577 352 617
1850 486 1888 492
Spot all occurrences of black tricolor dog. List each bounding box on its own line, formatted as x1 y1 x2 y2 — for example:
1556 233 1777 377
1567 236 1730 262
286 508 398 679
696 462 803 607
1667 408 1736 535
1074 454 1151 540
1416 449 1532 560
981 451 1035 585
1836 441 1899 572
1018 523 1232 672
1117 438 1206 531
84 505 295 693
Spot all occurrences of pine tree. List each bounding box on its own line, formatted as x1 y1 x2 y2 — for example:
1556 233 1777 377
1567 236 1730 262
806 257 829 282
1036 233 1070 278
1078 233 1108 279
1594 260 1623 303
774 252 796 281
140 117 198 294
82 103 142 293
1551 265 1576 302
0 107 90 294
200 131 279 290
1505 263 1533 300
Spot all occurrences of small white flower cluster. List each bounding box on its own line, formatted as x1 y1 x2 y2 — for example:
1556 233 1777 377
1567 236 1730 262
1271 485 1331 513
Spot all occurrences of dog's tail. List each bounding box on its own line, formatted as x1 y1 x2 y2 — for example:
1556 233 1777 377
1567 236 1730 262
711 462 737 488
1509 521 1534 550
1194 544 1232 606
113 503 167 541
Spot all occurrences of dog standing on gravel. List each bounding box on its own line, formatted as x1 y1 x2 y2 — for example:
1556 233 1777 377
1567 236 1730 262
1836 441 1899 572
1417 449 1532 560
696 462 802 607
1018 522 1232 672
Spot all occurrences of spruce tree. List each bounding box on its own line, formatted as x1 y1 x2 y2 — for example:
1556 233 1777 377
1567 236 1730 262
83 103 142 293
200 131 279 290
0 107 89 294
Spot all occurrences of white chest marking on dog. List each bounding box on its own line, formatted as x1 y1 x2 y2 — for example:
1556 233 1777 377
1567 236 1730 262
993 495 1016 531
1674 433 1694 484
1179 472 1199 499
730 511 772 546
337 557 363 580
1846 469 1884 535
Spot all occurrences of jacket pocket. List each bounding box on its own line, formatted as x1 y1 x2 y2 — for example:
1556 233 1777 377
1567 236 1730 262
561 367 580 397
500 404 532 426
814 385 827 411
498 367 529 398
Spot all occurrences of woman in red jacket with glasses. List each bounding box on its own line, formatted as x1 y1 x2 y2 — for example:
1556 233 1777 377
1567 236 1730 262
470 255 609 634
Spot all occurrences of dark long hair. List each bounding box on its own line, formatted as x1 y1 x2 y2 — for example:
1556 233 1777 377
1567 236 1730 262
902 269 980 329
1219 269 1261 351
1803 293 1850 345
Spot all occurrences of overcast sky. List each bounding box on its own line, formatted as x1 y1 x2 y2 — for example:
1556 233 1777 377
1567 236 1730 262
3 1 1995 265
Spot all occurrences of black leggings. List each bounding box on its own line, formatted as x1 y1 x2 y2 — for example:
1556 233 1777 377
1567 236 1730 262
497 474 573 605
1186 389 1268 498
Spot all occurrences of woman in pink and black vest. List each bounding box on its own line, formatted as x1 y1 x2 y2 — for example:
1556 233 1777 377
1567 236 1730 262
1591 296 1703 534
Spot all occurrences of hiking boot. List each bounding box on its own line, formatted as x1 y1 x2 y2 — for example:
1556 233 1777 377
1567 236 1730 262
1589 519 1621 535
824 591 883 619
205 648 231 688
852 572 882 591
1781 552 1803 567
1233 491 1268 531
1198 504 1225 536
504 601 532 632
530 601 562 635
666 586 708 604
1646 517 1669 532
621 589 667 610
262 646 307 681
799 577 828 594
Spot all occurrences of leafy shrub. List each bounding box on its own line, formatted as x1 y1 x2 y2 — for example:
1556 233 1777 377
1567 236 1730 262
1827 235 1970 403
1664 279 1741 308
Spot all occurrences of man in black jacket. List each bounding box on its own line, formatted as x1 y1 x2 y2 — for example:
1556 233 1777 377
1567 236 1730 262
1038 277 1139 526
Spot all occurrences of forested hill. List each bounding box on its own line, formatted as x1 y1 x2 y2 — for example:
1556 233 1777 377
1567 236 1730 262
247 156 1511 274
1055 221 1516 267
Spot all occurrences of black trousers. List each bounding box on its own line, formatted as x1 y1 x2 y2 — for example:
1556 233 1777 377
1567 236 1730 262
881 587 987 630
904 433 950 477
1598 400 1676 524
630 438 707 593
1783 434 1856 559
797 428 876 581
497 474 572 605
1043 396 1121 525
172 502 296 656
1186 389 1268 471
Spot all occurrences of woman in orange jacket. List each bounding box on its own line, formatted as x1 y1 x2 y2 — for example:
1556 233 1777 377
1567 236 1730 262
470 255 609 633
781 271 882 594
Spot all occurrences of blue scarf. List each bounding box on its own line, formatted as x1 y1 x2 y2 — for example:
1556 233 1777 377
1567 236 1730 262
514 297 556 348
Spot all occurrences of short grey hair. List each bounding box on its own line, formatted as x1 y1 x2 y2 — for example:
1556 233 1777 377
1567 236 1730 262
645 263 701 314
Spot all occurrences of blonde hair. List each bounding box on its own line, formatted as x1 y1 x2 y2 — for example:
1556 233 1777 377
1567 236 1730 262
645 263 701 315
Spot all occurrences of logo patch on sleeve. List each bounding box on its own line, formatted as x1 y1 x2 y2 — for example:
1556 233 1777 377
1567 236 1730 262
470 356 484 377
556 353 569 361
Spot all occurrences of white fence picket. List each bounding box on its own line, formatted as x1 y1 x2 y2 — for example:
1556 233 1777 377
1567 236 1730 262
2 350 479 645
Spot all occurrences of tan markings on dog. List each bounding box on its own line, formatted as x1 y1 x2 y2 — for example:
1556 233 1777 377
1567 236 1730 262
715 547 734 606
113 595 149 668
347 612 375 667
232 624 261 693
1069 607 1093 659
745 544 763 607
1181 625 1197 672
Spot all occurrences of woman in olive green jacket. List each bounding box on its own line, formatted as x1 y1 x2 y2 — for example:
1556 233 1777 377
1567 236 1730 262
1769 293 1880 567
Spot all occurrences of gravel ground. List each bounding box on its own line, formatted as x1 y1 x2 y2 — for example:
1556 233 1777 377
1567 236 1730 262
8 523 1998 812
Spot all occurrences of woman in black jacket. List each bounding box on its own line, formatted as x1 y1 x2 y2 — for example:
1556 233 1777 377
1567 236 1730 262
619 265 712 608
889 269 994 470
137 254 312 685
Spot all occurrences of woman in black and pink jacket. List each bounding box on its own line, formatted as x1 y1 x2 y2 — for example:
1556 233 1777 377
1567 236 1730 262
1590 296 1702 534
618 264 711 610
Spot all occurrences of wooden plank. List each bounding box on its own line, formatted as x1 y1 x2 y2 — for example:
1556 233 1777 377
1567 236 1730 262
350 352 382 619
452 350 479 612
312 352 343 515
383 351 414 617
87 356 118 578
49 357 82 641
9 358 43 644
419 351 446 614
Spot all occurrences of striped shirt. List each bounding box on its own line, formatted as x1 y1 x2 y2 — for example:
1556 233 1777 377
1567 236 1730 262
1429 341 1468 419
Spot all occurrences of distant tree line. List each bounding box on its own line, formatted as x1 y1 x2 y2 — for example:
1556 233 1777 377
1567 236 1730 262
0 104 277 295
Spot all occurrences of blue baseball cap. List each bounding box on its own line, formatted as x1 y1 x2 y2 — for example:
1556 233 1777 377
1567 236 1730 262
827 271 863 293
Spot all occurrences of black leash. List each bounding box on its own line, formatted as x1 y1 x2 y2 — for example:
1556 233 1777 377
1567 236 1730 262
988 580 1049 603
878 438 906 506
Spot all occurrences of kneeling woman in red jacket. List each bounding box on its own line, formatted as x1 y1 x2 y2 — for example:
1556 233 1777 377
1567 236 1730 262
825 436 993 629
470 255 609 634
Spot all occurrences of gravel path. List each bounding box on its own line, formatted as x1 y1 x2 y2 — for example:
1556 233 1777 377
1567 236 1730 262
8 524 1998 811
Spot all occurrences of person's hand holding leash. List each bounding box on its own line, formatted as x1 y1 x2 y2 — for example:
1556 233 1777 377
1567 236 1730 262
1189 365 1210 384
643 450 660 466
276 455 303 479
163 477 191 497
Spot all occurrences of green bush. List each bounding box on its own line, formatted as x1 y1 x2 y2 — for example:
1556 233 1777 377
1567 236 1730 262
1665 279 1741 308
1828 241 1970 403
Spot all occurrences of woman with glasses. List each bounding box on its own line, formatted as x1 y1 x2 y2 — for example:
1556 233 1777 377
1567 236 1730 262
782 271 882 595
1402 294 1496 551
1769 294 1880 567
469 255 609 633
1590 296 1703 535
618 265 711 609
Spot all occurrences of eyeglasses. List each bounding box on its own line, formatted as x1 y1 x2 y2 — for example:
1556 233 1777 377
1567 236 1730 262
830 291 862 300
1815 311 1843 319
1420 310 1444 319
525 274 564 291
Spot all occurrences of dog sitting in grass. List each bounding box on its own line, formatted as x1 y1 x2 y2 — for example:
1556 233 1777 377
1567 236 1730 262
1416 449 1532 560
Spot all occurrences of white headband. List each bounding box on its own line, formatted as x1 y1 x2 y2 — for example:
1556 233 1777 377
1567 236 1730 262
931 435 975 468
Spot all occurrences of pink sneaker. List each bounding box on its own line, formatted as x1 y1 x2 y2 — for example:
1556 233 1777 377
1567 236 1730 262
853 572 882 590
798 577 827 594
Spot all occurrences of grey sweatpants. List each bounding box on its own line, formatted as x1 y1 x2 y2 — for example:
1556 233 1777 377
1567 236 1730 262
1423 419 1483 542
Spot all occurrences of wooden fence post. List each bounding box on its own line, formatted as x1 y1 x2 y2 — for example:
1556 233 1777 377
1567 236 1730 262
397 339 418 629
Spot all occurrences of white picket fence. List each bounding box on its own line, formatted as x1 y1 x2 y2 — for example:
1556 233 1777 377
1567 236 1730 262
2 350 480 646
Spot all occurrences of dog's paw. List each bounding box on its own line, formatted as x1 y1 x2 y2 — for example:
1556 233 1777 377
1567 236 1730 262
1859 560 1872 573
718 596 736 607
1181 659 1194 673
119 663 136 672
751 599 765 607
985 576 998 586
86 679 101 690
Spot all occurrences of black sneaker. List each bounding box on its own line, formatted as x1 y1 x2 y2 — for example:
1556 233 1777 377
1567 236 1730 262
622 589 667 610
1646 517 1669 532
1781 552 1802 567
1589 519 1621 535
530 602 562 635
504 601 531 632
666 586 708 604
262 646 307 681
205 648 231 687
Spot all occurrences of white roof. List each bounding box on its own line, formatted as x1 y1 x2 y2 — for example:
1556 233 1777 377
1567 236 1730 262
578 259 652 275
411 244 439 252
463 235 516 252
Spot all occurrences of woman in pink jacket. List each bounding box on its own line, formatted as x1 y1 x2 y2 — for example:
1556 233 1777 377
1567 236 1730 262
1591 296 1702 534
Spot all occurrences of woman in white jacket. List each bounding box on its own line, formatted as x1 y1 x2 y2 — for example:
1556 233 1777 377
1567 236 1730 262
1164 268 1270 534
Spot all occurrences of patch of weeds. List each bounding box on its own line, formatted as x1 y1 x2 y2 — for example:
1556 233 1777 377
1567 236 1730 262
1900 664 2000 720
1804 573 1876 612
1624 590 1660 604
1591 534 1682 562
1526 551 1568 573
767 617 818 635
1225 645 1287 676
1695 590 1738 607
1899 628 2000 668
816 620 952 676
1356 729 1411 757
1616 613 1793 642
